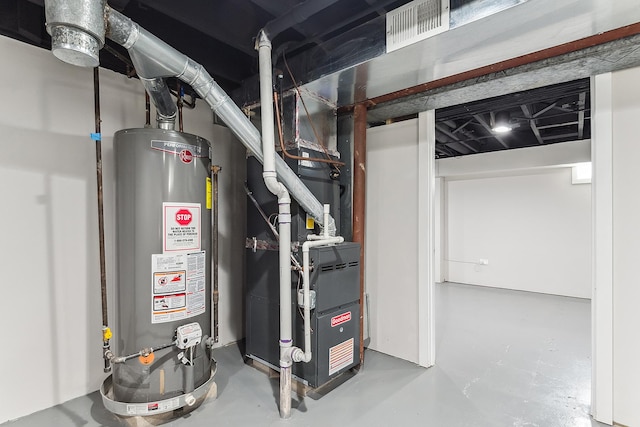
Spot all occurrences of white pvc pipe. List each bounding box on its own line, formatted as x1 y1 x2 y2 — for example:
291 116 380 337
300 204 343 363
257 30 295 420
323 204 330 239
256 33 343 408
293 235 344 364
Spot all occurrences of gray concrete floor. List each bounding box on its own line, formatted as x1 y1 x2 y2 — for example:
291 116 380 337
4 282 607 426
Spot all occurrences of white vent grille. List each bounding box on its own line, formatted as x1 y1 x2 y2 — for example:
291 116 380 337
386 0 449 52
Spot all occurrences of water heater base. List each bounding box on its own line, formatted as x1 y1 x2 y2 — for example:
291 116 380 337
100 366 217 419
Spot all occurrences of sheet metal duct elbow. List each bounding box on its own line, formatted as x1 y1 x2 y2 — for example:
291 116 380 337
44 0 107 67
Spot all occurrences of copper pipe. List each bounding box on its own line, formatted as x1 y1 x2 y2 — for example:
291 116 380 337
145 91 150 127
274 91 345 166
274 91 287 160
177 83 184 132
170 88 196 109
211 165 222 343
94 67 107 328
282 54 344 171
339 22 640 114
103 44 134 71
94 67 110 372
353 102 367 366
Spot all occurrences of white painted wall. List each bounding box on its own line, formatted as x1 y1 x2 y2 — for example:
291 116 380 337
607 66 640 427
0 35 246 423
365 122 593 364
366 119 419 364
590 73 613 424
444 168 592 298
417 111 436 368
434 177 445 283
437 140 591 178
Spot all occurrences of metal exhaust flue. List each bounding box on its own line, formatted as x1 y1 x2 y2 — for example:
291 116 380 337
44 0 107 68
43 0 335 232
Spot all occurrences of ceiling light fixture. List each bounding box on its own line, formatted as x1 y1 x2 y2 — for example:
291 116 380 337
491 111 512 133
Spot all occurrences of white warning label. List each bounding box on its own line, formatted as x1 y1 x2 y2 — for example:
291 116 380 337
126 398 181 415
163 202 201 252
153 293 186 311
328 338 354 376
154 270 186 294
185 251 206 317
151 251 206 324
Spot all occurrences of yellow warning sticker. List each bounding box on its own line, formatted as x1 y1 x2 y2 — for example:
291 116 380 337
306 214 314 230
206 177 212 209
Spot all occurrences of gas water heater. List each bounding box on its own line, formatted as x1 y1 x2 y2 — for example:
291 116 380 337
100 128 217 416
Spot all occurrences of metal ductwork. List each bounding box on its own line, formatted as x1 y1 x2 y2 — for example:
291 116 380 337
45 0 107 68
234 0 532 106
139 77 177 129
43 0 336 232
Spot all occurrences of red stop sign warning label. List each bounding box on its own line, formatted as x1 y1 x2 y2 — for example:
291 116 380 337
163 203 201 252
175 209 192 226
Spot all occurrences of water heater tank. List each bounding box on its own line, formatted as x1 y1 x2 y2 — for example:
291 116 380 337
102 128 215 416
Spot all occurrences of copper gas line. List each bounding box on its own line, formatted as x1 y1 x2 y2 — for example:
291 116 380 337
93 67 111 373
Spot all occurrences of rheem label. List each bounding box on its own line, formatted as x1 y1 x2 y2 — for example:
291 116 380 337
179 149 193 164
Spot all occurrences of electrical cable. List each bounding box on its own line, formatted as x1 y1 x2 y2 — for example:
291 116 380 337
245 184 279 238
297 272 304 320
296 271 313 333
244 183 302 270
269 213 279 229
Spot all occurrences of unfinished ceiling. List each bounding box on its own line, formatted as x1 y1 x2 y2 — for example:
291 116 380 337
0 0 412 94
3 1 636 160
431 78 591 158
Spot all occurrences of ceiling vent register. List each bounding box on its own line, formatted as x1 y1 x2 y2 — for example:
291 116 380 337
386 0 450 52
